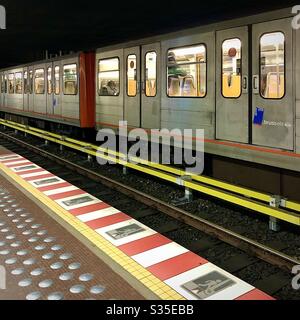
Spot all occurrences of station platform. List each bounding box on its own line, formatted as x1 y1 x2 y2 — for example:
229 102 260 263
0 145 274 300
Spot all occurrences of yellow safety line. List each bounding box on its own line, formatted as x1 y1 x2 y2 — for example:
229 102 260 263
1 118 300 225
0 162 185 300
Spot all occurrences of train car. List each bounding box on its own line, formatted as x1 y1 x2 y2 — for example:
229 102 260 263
0 52 95 133
95 7 300 200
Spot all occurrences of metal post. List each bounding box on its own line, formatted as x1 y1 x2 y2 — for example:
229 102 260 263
269 217 280 232
185 187 193 202
59 144 64 152
123 166 128 175
45 140 49 146
87 154 92 162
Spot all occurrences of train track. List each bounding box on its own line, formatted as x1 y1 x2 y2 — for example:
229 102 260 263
0 129 299 299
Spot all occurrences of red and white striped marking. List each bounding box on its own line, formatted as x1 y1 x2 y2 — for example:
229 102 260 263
0 152 275 300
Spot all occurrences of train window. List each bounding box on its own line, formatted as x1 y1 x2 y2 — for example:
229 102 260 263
260 32 285 99
15 72 23 94
47 67 52 94
167 44 206 98
127 55 137 97
145 51 157 97
55 66 60 95
29 70 33 94
222 38 242 98
8 73 14 94
63 64 77 95
35 69 45 94
24 71 28 94
98 58 120 96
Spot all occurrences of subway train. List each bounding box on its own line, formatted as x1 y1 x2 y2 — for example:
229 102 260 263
0 7 300 200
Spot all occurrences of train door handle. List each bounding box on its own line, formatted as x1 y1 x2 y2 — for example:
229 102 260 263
141 80 145 94
253 75 259 94
242 75 248 94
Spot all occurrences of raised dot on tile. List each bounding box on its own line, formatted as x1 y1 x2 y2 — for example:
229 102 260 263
50 262 64 270
70 285 85 294
44 237 56 243
22 230 33 236
0 241 6 247
68 262 81 270
59 253 72 260
20 213 29 217
26 292 42 301
90 285 106 294
17 250 28 256
12 219 20 223
79 274 94 282
47 292 64 301
28 237 39 243
37 230 47 236
10 241 22 248
38 279 53 288
42 253 54 260
6 234 16 240
31 224 42 229
59 273 74 281
11 268 25 275
18 278 32 287
34 245 46 251
25 218 34 223
5 258 17 265
17 224 27 229
51 245 63 251
30 268 44 276
0 249 10 255
23 258 36 266
1 228 9 233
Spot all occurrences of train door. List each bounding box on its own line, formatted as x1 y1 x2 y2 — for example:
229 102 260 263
124 43 161 129
28 68 34 112
124 47 141 127
23 68 29 111
252 18 294 150
216 26 249 143
141 43 161 129
53 63 62 118
46 63 54 116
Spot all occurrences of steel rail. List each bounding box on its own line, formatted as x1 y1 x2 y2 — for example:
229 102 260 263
0 130 299 273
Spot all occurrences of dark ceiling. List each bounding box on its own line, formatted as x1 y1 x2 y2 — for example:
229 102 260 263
0 0 298 68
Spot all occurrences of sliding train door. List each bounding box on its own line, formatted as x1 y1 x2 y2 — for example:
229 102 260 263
252 18 294 150
216 26 249 143
124 43 161 129
124 46 141 128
